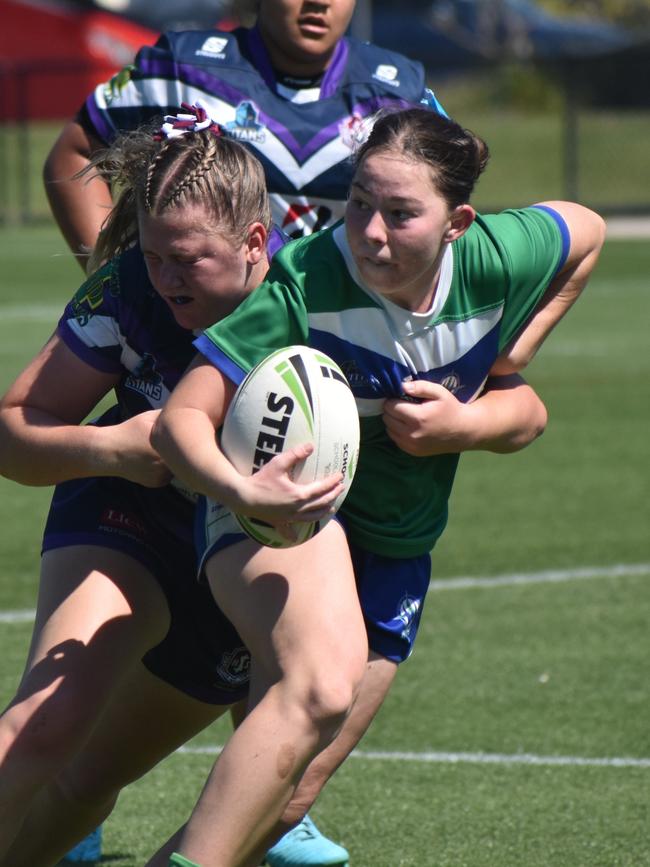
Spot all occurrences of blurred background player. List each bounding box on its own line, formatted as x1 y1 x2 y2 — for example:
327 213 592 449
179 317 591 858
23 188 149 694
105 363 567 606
43 0 445 272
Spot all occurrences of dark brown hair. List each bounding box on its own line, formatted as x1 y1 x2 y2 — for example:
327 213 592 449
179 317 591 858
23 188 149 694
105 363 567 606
353 108 489 208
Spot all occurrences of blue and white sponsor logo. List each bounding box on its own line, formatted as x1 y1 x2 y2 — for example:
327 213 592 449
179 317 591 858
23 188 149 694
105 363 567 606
372 64 400 87
196 36 229 59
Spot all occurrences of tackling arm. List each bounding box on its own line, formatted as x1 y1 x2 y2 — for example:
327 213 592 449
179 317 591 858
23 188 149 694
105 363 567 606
0 335 169 487
43 120 113 272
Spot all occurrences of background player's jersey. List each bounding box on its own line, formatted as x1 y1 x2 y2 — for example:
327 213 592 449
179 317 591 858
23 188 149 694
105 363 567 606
196 206 569 557
81 27 444 238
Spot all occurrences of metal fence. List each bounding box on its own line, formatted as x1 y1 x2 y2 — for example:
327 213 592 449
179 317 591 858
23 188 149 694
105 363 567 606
1 60 650 225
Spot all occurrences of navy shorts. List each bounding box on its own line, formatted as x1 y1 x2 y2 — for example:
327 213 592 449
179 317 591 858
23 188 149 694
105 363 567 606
43 477 250 704
197 499 432 663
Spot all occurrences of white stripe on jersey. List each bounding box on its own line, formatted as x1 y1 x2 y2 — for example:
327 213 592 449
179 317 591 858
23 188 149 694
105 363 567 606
65 317 172 407
313 227 504 374
95 80 354 189
66 314 122 350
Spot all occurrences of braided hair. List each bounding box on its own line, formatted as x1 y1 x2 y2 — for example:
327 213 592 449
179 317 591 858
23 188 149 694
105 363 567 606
83 108 271 273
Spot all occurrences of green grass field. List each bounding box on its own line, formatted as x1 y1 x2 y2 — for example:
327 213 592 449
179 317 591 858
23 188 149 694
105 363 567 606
0 225 648 866
3 108 650 223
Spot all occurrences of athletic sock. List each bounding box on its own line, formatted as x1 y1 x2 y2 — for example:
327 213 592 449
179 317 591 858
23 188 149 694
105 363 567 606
169 854 202 867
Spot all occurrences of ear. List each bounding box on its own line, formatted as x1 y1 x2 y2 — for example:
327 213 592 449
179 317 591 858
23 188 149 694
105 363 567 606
444 204 475 243
245 221 268 264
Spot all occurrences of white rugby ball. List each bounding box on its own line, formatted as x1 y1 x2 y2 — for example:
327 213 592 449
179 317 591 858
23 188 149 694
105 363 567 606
220 345 360 548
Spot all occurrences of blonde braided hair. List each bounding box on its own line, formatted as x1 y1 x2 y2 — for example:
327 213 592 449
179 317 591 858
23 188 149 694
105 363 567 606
81 115 272 273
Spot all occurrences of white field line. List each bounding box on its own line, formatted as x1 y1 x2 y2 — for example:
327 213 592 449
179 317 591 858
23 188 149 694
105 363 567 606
427 562 650 591
1 563 648 625
3 563 649 771
178 744 650 769
0 303 63 322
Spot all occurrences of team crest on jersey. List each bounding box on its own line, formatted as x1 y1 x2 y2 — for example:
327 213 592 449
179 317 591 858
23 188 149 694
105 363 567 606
124 353 163 401
216 646 251 686
196 36 229 59
397 594 420 640
440 373 462 394
339 113 369 150
340 360 381 392
225 101 266 143
373 64 400 87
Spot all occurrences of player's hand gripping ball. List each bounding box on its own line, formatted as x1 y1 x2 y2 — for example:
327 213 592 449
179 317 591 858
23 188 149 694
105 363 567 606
221 345 360 547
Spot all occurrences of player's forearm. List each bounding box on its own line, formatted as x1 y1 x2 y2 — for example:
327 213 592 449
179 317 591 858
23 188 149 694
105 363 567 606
152 407 243 505
0 409 128 485
43 121 112 271
464 375 547 453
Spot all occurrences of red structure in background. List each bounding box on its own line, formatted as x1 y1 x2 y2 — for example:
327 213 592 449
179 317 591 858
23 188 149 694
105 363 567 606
0 0 159 120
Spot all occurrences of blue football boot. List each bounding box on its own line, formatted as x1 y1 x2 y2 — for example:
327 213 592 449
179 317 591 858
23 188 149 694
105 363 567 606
265 815 349 866
61 826 102 863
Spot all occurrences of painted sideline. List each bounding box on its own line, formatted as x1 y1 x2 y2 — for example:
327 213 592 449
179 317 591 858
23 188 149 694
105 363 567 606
178 744 650 769
2 563 648 624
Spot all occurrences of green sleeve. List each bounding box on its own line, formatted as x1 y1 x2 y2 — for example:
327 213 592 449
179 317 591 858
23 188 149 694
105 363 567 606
487 206 568 351
201 259 309 375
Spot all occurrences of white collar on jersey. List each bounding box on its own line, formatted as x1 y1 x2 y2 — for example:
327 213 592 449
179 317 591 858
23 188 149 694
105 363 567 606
275 82 322 103
332 223 454 325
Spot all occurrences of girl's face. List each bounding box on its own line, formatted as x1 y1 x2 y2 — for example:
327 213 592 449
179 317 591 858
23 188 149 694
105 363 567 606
138 203 267 331
257 0 356 76
345 151 474 313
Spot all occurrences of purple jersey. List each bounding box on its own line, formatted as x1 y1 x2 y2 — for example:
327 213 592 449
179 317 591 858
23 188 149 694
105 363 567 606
81 26 445 238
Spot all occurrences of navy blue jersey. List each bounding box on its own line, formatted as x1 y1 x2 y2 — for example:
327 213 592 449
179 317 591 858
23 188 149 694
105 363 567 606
81 26 445 237
57 246 195 422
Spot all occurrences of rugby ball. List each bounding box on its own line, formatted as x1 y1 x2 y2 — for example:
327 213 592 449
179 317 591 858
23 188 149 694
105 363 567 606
220 345 360 548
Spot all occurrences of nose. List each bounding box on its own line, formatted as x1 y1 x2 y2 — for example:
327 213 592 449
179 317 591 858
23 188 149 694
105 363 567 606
157 261 184 292
362 209 388 247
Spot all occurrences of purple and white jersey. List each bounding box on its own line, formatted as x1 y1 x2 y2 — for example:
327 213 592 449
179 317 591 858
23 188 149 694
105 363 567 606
57 247 197 422
56 227 287 422
81 26 445 238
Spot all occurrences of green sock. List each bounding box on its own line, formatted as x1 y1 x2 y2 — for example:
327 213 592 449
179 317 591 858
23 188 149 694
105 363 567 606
169 854 201 867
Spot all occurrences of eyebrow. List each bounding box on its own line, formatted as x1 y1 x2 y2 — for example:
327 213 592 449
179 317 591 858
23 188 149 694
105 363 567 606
350 180 420 206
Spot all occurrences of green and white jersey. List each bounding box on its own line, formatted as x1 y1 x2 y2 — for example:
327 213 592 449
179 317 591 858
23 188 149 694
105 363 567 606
195 205 569 557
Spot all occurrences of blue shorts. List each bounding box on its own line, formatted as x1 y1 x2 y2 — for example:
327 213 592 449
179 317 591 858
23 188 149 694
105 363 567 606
197 500 432 663
43 477 250 705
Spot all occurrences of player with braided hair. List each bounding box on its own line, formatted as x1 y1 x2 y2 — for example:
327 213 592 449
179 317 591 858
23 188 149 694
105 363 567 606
0 105 553 867
0 112 280 867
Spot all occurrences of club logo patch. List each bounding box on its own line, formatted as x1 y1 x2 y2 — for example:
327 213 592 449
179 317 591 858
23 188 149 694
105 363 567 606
225 101 266 143
339 113 369 150
216 646 251 686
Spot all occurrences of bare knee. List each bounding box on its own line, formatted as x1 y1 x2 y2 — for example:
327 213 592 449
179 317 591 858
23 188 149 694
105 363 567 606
0 680 99 774
301 660 365 748
55 766 119 820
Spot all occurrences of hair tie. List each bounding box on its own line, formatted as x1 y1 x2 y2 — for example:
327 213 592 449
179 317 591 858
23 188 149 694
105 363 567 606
154 101 224 140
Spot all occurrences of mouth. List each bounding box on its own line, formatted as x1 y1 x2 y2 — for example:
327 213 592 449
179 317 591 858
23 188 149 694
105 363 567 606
298 15 329 36
364 256 392 269
167 295 193 306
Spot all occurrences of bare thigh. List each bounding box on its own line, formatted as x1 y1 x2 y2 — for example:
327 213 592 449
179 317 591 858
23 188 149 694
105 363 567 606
59 662 231 800
207 521 368 695
2 545 172 755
